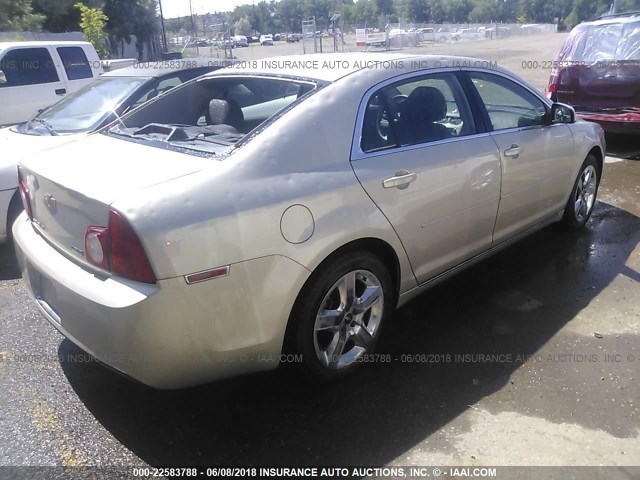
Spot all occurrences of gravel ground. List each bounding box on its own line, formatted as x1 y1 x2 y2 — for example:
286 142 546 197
195 32 569 90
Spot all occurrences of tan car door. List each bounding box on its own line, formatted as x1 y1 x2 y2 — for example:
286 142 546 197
466 71 576 244
351 71 502 284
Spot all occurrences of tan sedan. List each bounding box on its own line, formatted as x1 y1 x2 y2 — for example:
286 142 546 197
13 54 605 388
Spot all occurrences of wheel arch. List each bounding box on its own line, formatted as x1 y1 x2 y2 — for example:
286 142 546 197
587 145 604 177
281 236 402 354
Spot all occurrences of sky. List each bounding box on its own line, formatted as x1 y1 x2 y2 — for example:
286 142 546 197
161 0 252 19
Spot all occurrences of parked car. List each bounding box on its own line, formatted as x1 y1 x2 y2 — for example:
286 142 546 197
233 35 249 47
389 29 419 47
451 28 481 41
218 39 235 49
260 34 274 46
520 24 546 34
0 41 104 126
548 12 640 134
0 58 232 244
13 54 605 389
485 26 511 39
414 28 448 44
286 33 301 43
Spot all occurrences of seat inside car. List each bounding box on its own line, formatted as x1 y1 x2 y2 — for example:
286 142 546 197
206 98 245 131
362 94 395 152
398 86 450 145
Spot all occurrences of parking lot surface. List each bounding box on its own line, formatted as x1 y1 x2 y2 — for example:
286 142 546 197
1 33 639 470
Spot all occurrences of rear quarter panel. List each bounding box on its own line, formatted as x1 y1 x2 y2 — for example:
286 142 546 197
113 69 418 293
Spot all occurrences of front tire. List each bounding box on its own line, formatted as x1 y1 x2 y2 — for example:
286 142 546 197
288 251 394 380
561 154 600 229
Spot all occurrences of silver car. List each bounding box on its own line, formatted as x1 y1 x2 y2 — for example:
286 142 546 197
13 54 606 388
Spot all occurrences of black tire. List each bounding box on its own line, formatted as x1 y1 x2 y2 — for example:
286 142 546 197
561 154 600 229
286 251 394 380
6 190 23 244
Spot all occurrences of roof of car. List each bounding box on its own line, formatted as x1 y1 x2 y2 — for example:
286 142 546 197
204 53 508 83
0 40 92 51
102 57 237 78
205 52 417 82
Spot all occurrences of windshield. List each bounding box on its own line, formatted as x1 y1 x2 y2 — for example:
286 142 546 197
106 75 318 155
28 76 149 134
559 20 640 61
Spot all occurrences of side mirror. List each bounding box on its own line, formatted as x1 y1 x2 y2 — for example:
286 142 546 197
550 102 575 124
0 70 6 84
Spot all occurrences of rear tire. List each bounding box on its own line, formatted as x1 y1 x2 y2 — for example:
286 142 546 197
561 154 600 229
287 251 394 380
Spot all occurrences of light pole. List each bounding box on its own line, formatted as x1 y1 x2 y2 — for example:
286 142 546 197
158 0 168 51
189 0 197 41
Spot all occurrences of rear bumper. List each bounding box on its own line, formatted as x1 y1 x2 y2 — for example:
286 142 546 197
13 214 310 389
577 111 640 135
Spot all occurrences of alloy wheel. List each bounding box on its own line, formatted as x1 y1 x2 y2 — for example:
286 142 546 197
573 165 597 223
313 270 384 369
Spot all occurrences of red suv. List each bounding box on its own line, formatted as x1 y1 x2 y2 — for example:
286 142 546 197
548 12 640 134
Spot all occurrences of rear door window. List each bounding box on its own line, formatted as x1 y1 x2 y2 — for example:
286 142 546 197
360 72 476 153
57 47 93 80
0 48 59 86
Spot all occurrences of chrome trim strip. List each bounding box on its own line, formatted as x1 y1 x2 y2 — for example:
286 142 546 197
36 298 61 324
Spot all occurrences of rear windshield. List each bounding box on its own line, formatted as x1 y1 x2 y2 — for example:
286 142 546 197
559 20 640 62
107 75 318 155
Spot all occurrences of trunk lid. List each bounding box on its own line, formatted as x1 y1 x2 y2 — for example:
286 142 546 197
20 133 217 263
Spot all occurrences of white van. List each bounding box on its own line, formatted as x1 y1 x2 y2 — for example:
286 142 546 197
0 41 102 126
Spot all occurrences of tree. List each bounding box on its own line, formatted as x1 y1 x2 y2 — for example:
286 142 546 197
564 0 609 26
0 0 44 31
103 0 158 59
615 0 640 13
75 3 109 57
132 0 159 59
374 0 394 16
468 0 497 22
402 0 429 23
233 17 252 35
164 16 191 34
31 0 102 33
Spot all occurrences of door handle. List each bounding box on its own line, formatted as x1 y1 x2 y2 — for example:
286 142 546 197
382 171 417 189
504 144 523 158
55 88 66 95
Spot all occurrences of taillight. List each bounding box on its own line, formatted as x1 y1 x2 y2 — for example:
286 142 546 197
84 226 110 270
18 179 33 220
108 210 156 284
547 75 558 101
84 209 156 284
